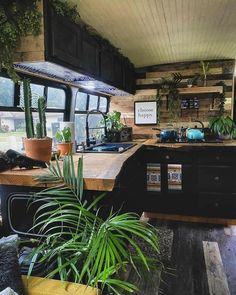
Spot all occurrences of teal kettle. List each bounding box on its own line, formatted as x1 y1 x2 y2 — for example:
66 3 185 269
186 121 205 140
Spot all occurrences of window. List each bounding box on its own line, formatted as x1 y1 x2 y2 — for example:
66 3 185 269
0 77 14 107
0 75 70 151
74 90 109 146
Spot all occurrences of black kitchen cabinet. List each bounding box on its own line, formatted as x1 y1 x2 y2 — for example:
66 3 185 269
143 146 236 218
45 3 135 93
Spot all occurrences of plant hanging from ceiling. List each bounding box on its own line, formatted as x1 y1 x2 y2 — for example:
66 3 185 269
158 73 183 121
0 0 42 81
50 0 80 24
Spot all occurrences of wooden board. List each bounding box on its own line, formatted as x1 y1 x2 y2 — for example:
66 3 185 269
143 212 236 225
203 241 231 295
0 144 141 191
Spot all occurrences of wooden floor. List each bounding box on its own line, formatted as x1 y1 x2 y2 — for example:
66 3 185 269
156 220 236 295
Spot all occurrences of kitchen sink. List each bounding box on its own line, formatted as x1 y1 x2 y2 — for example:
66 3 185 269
81 143 136 153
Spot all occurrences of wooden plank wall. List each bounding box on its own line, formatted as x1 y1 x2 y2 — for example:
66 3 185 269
110 59 235 138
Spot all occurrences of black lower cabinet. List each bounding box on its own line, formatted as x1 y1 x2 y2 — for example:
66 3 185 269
143 146 236 218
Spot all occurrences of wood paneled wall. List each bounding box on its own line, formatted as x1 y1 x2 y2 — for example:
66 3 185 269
110 59 235 138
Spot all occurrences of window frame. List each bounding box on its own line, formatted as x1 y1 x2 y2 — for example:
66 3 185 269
0 72 71 120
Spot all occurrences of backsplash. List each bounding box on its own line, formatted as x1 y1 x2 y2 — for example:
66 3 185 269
110 59 235 138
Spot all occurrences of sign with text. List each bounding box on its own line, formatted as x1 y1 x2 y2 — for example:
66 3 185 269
134 101 157 125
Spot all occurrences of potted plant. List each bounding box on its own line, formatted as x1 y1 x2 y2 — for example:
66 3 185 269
55 127 73 155
209 81 236 140
187 74 200 88
200 60 210 87
27 156 160 295
105 111 126 142
22 78 52 162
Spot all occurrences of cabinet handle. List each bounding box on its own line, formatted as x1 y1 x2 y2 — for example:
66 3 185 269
214 202 219 207
165 155 170 160
216 156 220 160
214 176 220 182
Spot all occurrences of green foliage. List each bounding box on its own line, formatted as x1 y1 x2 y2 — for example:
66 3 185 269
55 127 72 143
187 74 200 86
105 111 125 131
28 156 160 294
0 1 42 81
209 115 236 137
50 0 80 24
157 73 183 121
22 78 47 139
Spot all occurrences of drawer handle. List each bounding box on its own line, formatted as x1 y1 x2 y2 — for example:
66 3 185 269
165 155 170 160
216 156 220 160
214 202 219 207
214 176 220 182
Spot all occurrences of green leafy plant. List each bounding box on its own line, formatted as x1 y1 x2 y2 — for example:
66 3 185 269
22 78 47 139
27 155 160 294
0 1 42 81
55 127 72 143
187 74 200 87
50 0 80 24
105 111 125 131
161 73 183 120
209 115 236 138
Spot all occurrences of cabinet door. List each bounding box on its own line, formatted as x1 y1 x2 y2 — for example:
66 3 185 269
198 192 236 218
123 60 135 94
49 10 81 67
113 54 123 88
198 165 233 192
81 30 100 77
100 49 114 84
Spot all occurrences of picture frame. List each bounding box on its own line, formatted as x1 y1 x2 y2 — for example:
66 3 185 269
134 100 157 125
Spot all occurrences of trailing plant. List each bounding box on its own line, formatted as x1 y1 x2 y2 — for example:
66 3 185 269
0 1 42 81
27 155 160 294
50 0 80 24
22 78 47 139
161 73 183 120
55 127 72 143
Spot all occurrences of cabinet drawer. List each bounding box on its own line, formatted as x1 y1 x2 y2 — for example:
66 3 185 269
198 193 236 218
198 165 233 192
197 151 233 164
145 149 191 163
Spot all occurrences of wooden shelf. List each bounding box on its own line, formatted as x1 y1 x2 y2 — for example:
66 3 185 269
179 86 223 94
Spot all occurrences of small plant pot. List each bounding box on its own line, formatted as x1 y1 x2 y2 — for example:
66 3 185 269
217 133 232 140
187 84 193 88
57 142 73 155
23 137 52 163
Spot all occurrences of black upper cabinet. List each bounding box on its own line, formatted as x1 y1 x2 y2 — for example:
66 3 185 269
45 4 135 93
100 47 114 84
80 28 100 77
47 8 81 68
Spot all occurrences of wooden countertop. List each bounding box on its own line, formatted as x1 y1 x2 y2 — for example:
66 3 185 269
143 139 236 148
0 144 141 191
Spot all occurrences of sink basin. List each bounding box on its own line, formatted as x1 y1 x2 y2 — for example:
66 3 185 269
81 143 136 153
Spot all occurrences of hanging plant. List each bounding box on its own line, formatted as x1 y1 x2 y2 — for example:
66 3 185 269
160 73 183 120
0 0 42 81
50 0 80 24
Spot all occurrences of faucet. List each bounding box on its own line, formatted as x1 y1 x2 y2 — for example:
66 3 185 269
86 109 107 147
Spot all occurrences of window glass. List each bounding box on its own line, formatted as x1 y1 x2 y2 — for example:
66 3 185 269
47 87 66 109
75 114 87 145
75 92 87 111
88 95 98 111
99 96 108 113
0 112 26 151
0 77 14 107
19 83 44 108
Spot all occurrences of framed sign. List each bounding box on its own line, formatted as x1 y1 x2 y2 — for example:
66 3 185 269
134 101 157 125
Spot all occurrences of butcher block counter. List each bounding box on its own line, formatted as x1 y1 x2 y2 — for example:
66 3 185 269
143 138 236 148
0 144 142 191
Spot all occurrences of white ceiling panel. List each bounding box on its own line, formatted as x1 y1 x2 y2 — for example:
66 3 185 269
71 0 236 67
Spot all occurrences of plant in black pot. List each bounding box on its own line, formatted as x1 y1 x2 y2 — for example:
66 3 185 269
209 81 236 140
105 111 125 142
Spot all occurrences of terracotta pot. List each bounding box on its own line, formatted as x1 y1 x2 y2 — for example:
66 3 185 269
57 142 73 155
23 137 52 163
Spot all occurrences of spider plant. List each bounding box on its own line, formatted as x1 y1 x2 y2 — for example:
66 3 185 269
27 155 160 295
